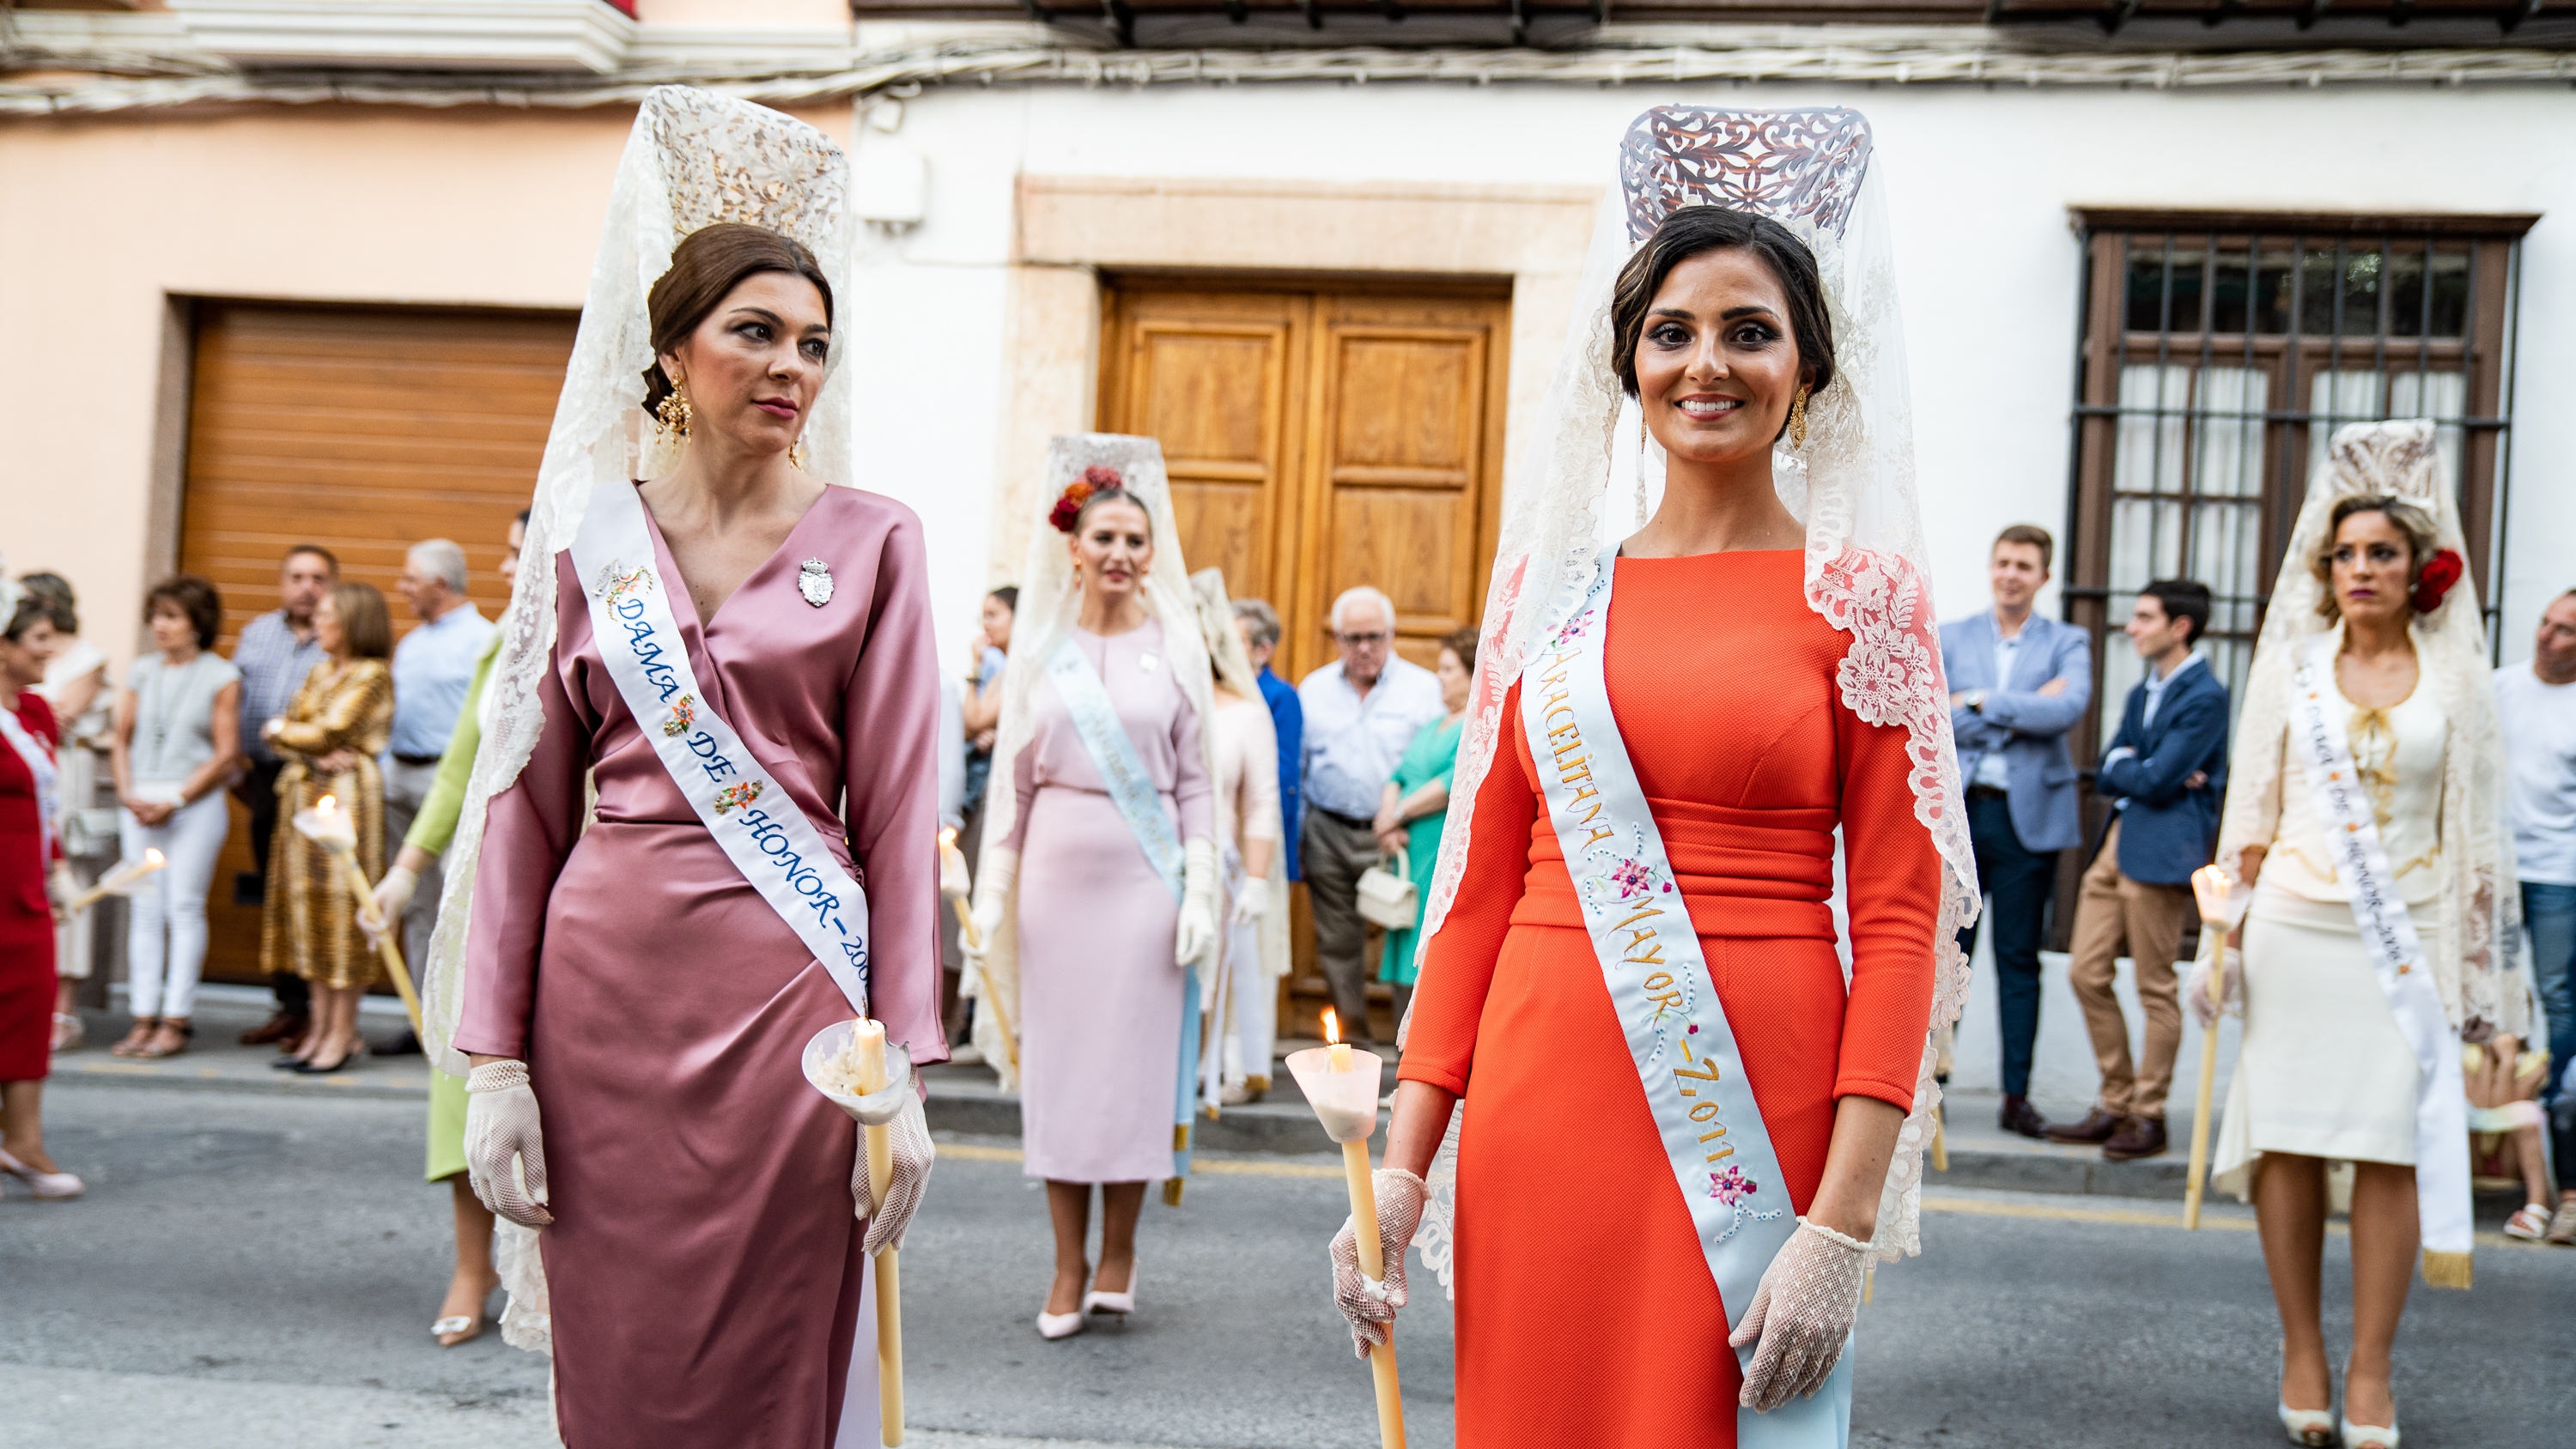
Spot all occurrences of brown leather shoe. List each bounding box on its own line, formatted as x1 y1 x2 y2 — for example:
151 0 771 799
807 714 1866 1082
2044 1107 2124 1144
2102 1115 2168 1161
239 1012 307 1047
1997 1094 2049 1139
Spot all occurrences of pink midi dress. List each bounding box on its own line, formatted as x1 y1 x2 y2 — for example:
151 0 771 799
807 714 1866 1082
455 485 945 1449
1005 620 1215 1184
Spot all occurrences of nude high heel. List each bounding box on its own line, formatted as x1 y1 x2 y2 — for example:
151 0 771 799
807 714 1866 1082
0 1148 84 1200
2338 1412 2397 1449
1082 1264 1136 1317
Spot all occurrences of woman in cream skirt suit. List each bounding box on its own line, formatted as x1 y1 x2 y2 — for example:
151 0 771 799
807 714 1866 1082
2204 421 2520 1449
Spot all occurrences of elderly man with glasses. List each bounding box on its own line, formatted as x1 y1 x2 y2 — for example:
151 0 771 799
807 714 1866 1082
1297 585 1443 1044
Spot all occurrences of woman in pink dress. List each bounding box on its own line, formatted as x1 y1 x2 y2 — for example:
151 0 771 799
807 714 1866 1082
966 436 1220 1340
435 94 940 1449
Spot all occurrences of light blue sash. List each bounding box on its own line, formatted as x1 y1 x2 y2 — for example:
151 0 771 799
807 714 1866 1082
1523 555 1850 1446
1046 634 1198 1179
568 478 871 1017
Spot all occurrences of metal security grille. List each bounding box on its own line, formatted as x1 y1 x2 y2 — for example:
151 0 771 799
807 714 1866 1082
2063 209 2530 755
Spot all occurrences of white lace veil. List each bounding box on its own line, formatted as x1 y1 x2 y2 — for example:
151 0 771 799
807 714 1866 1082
965 434 1222 1090
416 85 857 1354
2214 419 2522 1040
1409 108 1977 1281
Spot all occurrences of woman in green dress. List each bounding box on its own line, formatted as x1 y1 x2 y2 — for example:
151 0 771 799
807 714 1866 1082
1374 627 1475 1024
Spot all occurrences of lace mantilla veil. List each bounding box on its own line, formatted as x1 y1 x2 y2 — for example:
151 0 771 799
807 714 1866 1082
1405 107 1979 1291
964 434 1224 1091
2214 419 2522 1040
416 86 860 1353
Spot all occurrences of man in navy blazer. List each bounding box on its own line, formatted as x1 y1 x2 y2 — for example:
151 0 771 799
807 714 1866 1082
1941 524 2092 1138
2046 580 2231 1161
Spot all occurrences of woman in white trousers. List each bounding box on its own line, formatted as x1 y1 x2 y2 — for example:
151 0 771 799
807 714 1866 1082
107 577 240 1059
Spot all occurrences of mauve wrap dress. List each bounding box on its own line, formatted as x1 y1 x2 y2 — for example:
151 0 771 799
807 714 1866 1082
1006 620 1215 1183
454 486 945 1449
1400 551 1940 1448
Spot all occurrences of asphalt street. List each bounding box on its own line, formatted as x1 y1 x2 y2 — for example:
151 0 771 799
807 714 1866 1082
6 1081 2573 1449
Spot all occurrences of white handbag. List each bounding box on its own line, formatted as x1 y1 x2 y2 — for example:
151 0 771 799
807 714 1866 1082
1355 845 1418 932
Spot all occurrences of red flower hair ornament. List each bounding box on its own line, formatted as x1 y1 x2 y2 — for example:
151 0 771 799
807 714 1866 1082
1048 465 1127 534
2411 548 2465 615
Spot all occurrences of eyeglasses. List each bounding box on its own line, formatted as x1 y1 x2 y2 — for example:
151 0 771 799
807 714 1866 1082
1335 632 1390 646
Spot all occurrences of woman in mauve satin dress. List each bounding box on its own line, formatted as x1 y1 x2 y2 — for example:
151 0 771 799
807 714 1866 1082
453 221 943 1448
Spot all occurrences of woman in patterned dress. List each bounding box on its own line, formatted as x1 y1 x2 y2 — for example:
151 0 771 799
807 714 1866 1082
258 581 395 1075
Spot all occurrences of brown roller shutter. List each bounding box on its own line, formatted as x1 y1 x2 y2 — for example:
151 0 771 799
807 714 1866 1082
179 302 575 986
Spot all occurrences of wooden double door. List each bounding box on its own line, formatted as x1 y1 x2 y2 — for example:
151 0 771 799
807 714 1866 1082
1096 279 1510 683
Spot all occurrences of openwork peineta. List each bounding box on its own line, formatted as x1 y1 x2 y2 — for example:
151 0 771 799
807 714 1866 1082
1619 106 1874 246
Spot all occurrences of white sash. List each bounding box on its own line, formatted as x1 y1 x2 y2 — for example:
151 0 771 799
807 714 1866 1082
1524 557 1850 1446
568 478 872 1018
1045 634 1198 1178
0 702 59 863
1045 637 1185 901
2286 632 2473 1281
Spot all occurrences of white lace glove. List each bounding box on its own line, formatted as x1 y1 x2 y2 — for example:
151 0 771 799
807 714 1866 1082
2185 947 2244 1029
464 1060 554 1228
363 864 417 948
47 862 76 924
964 846 1016 971
1176 838 1218 969
1728 1217 1869 1411
1328 1167 1426 1357
1230 874 1268 925
852 1077 936 1257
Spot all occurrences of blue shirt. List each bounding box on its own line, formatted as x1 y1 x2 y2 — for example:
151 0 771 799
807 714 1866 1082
388 603 496 760
1297 655 1444 822
232 610 325 765
963 646 1008 809
1257 666 1304 881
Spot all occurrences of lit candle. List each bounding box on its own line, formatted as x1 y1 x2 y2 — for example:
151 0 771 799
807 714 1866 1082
1285 1019 1405 1449
847 1019 906 1446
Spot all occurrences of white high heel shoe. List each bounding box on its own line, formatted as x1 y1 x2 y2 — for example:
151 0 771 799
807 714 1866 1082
2279 1404 2335 1446
0 1148 83 1200
2339 1412 2397 1449
1035 1309 1085 1341
1082 1265 1136 1317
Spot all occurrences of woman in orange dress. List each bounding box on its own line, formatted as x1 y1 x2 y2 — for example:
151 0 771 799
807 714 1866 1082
1328 108 1974 1449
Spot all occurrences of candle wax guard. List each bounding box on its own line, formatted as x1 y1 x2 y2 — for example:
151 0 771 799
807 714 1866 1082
1285 1046 1384 1143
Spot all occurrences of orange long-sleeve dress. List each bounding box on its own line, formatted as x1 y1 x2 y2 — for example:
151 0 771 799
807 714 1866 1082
1399 549 1941 1447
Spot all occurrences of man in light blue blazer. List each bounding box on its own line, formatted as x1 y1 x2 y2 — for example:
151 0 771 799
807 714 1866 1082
1939 524 2092 1138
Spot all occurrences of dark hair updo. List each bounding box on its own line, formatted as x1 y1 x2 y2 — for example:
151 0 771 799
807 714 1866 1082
641 221 835 417
1608 206 1837 409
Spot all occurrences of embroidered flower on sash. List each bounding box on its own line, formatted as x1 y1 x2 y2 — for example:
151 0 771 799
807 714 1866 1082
1551 608 1597 651
596 562 654 604
663 694 697 738
1710 1166 1759 1204
713 781 764 815
1608 857 1657 900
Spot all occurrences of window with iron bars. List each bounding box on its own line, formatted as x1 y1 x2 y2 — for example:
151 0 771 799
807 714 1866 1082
2062 209 2530 767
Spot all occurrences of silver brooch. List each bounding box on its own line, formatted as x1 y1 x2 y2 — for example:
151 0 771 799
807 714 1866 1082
798 558 834 608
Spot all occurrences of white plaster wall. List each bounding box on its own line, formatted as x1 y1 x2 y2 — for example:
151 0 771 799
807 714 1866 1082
847 80 2575 662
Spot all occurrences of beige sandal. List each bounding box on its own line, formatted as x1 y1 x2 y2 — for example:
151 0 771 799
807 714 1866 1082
50 1013 82 1052
134 1018 193 1060
108 1017 159 1058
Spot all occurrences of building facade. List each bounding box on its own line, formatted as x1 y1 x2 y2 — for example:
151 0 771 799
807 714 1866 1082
8 0 2571 984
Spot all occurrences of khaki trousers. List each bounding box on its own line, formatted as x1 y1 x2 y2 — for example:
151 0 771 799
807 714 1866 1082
1301 809 1384 1044
2067 820 2193 1119
380 758 445 993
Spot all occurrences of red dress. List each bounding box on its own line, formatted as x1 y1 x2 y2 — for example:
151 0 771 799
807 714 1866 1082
1399 550 1940 1447
0 693 61 1082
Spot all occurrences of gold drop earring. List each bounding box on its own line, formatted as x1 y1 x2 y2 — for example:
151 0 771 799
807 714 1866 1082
655 379 693 445
1788 385 1811 450
789 434 810 471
